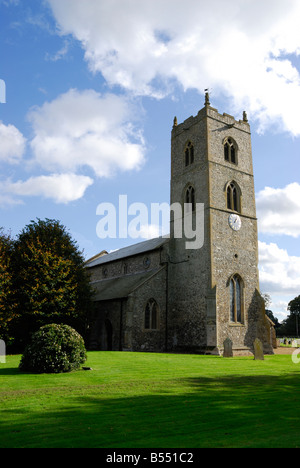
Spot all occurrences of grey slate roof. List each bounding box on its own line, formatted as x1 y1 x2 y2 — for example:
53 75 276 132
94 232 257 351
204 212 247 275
85 236 169 268
91 268 164 301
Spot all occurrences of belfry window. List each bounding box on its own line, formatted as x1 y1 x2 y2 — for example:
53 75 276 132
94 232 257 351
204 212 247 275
224 138 237 164
185 186 196 212
230 275 243 324
227 182 241 213
185 142 194 167
145 299 159 330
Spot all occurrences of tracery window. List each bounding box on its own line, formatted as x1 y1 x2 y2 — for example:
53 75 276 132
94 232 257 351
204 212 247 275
224 138 237 164
185 142 194 167
227 181 241 213
145 299 159 330
185 185 196 212
230 275 244 324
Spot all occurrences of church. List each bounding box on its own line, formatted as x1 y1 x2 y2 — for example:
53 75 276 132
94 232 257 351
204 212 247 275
85 94 274 356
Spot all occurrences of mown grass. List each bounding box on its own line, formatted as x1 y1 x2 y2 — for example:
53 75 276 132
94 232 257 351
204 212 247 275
0 352 300 448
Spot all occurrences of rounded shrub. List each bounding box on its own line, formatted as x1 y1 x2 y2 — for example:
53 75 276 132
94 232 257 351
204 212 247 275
19 324 87 374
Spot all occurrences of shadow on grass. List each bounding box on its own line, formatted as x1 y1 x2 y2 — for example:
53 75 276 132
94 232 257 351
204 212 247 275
1 373 300 448
0 368 22 376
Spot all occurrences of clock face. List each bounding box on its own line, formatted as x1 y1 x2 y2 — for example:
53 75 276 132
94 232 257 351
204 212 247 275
229 214 242 231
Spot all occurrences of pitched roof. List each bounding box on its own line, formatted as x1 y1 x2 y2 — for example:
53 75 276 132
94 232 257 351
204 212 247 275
84 250 108 265
85 236 169 269
91 268 164 301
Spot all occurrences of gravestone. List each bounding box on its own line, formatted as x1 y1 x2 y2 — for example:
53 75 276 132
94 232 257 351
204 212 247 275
254 338 264 360
0 340 6 364
223 338 233 358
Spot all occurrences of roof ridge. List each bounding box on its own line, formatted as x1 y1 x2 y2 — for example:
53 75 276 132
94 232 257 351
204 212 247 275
85 236 169 268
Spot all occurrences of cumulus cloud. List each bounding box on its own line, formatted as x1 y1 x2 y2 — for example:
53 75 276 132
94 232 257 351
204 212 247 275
28 89 145 177
257 183 300 237
270 301 290 321
48 0 300 135
0 89 145 205
258 239 300 319
0 173 94 204
139 224 167 240
258 241 300 296
0 121 26 164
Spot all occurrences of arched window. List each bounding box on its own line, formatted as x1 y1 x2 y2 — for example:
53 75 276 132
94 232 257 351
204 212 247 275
227 181 241 213
230 275 243 324
224 138 237 164
185 142 194 167
185 186 196 212
145 299 159 330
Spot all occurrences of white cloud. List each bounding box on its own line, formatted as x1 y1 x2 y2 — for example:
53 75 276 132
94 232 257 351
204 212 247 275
0 89 145 205
48 0 300 135
0 173 93 204
0 121 26 164
257 183 300 237
28 89 145 177
45 39 70 62
270 300 289 322
258 241 300 296
139 224 165 240
258 240 300 320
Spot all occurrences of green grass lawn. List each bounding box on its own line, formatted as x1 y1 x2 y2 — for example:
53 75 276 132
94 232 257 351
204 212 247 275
0 352 300 448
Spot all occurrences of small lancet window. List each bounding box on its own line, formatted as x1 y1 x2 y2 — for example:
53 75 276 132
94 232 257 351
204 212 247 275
145 299 159 330
230 275 243 324
185 142 194 167
224 138 237 164
227 182 241 213
185 186 196 212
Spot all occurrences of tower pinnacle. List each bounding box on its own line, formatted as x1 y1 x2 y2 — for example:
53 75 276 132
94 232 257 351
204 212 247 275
204 89 211 107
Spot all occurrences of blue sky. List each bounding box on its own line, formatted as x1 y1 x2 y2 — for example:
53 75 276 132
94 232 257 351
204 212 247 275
1 0 300 322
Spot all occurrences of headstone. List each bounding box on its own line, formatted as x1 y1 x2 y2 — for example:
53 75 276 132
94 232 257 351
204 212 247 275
254 338 264 361
0 340 6 364
276 339 281 348
223 338 233 358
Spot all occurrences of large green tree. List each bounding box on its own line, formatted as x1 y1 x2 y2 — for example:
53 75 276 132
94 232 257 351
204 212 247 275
0 229 15 342
284 296 300 337
11 219 93 348
278 295 300 337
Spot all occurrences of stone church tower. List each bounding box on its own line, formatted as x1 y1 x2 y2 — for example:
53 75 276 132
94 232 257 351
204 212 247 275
168 93 273 354
86 94 274 355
